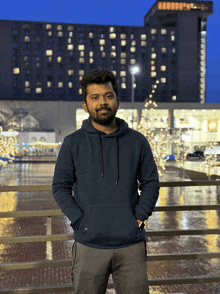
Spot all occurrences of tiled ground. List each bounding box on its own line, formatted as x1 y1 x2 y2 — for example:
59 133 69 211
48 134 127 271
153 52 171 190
0 160 220 293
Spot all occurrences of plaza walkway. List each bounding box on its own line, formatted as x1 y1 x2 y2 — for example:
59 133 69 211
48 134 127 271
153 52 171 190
0 158 220 293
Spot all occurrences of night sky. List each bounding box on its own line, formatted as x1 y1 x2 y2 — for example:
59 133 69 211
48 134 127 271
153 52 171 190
1 0 219 103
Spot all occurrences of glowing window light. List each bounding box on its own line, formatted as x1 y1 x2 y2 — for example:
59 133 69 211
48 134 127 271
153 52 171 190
13 68 20 74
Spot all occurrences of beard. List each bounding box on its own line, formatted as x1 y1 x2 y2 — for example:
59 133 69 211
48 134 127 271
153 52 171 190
87 106 119 126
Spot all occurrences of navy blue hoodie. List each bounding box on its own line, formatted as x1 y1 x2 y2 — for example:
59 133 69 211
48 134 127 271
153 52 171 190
52 116 160 249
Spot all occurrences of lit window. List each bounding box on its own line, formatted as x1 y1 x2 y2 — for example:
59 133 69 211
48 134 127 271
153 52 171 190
47 31 52 36
130 47 136 52
161 29 167 35
141 41 147 46
110 33 116 39
100 46 104 51
110 27 114 32
58 82 63 88
13 68 20 74
171 35 175 41
151 53 156 59
111 46 116 51
36 87 42 93
121 34 126 39
46 24 52 29
68 44 74 50
172 96 177 101
47 81 52 87
57 25 62 30
99 39 105 45
167 2 171 10
68 70 74 75
122 77 126 82
57 57 62 63
79 70 84 76
158 2 162 10
78 45 84 51
172 48 176 53
89 51 93 57
25 36 30 42
163 2 167 10
25 81 30 87
68 38 73 44
79 58 85 63
79 76 82 81
89 58 93 64
151 72 157 77
79 88 82 94
141 34 146 40
68 26 74 31
46 50 53 56
151 66 156 71
121 53 126 58
133 83 137 88
121 40 126 46
121 59 126 64
151 60 155 65
58 31 63 37
121 83 126 89
151 29 157 34
120 71 126 77
161 47 166 53
69 32 73 37
161 78 166 83
68 82 72 88
102 52 106 58
25 88 31 93
161 65 166 71
89 32 93 38
112 71 116 76
47 56 52 62
111 52 116 58
80 51 84 56
131 40 136 46
130 59 136 64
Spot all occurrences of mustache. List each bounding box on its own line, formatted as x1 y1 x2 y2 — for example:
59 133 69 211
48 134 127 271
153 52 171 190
97 107 111 112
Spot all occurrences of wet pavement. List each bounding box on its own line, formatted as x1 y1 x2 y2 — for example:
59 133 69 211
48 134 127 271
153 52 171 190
0 158 220 293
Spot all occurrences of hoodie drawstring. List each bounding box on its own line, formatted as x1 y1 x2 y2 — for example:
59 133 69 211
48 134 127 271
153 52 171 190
97 133 119 185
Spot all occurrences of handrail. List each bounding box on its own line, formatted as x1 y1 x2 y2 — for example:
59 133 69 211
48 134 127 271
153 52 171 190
0 180 219 192
0 204 220 219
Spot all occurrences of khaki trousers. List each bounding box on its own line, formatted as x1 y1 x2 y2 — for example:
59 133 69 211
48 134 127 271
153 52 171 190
71 240 149 294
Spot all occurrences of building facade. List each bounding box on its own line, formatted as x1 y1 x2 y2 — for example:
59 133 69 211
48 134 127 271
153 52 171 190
0 0 213 103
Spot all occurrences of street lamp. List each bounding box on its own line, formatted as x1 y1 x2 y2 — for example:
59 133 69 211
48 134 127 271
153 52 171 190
130 65 140 128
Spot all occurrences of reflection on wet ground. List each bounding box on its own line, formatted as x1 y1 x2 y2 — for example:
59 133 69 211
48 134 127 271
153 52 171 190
0 160 220 293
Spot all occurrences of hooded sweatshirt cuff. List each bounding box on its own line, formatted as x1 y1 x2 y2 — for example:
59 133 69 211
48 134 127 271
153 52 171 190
134 208 148 222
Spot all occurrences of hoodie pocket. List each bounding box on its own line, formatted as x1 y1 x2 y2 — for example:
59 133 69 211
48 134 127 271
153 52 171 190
78 204 140 246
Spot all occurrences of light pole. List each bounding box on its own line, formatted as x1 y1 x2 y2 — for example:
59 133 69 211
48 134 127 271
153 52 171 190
130 65 139 129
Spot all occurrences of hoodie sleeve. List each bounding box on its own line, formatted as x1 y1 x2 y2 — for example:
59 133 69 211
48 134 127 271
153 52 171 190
52 137 84 228
135 136 160 222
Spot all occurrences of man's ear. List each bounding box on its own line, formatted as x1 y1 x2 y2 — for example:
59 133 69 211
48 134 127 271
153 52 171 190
82 101 88 113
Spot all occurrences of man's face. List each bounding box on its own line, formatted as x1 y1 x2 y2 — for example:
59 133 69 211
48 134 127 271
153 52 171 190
82 82 120 126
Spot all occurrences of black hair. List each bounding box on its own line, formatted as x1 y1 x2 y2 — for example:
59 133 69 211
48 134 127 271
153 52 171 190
80 69 118 104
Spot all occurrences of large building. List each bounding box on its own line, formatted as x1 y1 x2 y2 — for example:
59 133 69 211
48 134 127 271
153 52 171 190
0 0 213 104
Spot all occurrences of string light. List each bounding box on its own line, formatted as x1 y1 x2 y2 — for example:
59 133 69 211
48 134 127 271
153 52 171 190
0 127 18 167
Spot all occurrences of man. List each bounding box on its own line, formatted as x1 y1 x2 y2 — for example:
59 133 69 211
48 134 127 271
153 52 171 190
52 69 160 294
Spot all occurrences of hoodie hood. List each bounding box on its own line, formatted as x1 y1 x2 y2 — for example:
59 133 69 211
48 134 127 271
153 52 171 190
82 116 129 186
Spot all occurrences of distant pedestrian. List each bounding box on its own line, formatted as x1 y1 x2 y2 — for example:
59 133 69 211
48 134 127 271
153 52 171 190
52 69 160 294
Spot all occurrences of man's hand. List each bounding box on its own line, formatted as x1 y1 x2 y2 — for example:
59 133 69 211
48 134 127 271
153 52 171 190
137 220 142 227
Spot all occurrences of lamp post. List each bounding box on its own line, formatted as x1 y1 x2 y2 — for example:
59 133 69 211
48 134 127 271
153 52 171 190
130 65 139 129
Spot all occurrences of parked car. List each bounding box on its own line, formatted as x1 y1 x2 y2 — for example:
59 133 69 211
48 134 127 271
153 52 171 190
186 151 205 160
